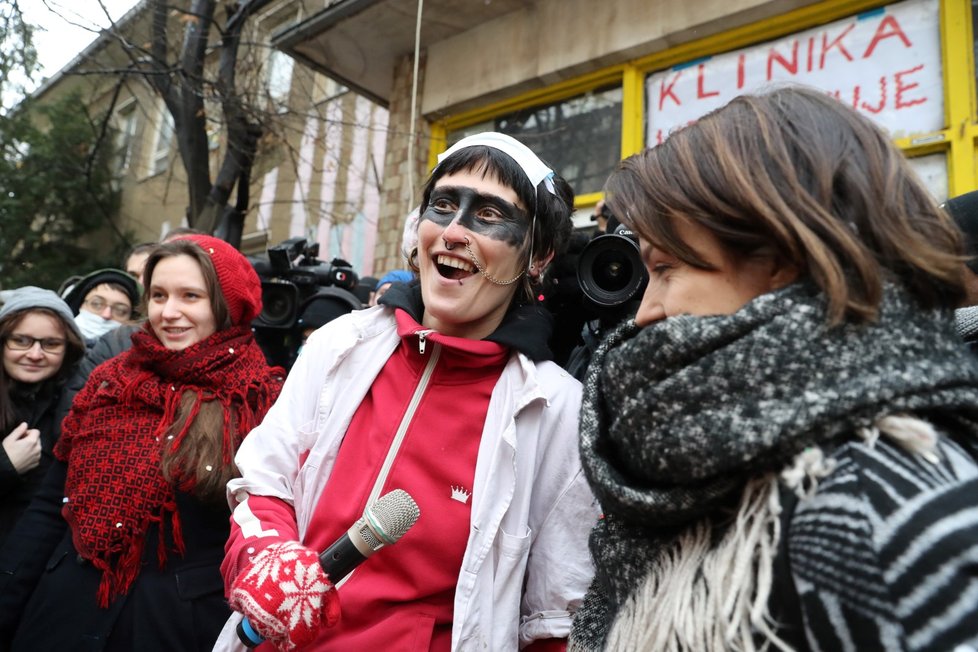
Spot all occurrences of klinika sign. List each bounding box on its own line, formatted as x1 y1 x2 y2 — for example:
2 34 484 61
646 0 943 145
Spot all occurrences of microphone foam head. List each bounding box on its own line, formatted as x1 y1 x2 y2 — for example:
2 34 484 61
366 489 421 545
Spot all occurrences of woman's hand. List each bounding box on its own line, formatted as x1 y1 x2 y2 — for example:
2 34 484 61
2 423 42 474
229 540 340 650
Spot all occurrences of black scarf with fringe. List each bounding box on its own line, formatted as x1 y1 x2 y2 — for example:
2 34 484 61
570 282 978 648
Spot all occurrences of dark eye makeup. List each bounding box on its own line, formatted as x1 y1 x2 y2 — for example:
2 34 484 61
422 186 528 247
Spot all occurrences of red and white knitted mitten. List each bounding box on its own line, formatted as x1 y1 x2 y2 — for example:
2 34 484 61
229 541 340 650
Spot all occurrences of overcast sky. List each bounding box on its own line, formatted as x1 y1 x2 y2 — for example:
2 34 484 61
22 0 139 89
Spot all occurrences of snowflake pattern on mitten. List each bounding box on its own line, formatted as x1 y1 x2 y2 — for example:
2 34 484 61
230 541 340 650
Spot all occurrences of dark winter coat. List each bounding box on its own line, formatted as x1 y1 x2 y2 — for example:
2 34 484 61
0 460 231 652
0 381 65 549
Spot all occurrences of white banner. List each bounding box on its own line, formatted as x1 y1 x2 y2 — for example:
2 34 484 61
646 0 943 145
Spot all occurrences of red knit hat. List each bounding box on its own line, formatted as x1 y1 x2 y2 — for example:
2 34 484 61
177 234 262 325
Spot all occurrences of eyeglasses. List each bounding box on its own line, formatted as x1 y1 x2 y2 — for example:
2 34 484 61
4 334 66 353
84 296 132 320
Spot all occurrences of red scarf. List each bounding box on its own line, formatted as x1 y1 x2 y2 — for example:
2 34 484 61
55 325 283 606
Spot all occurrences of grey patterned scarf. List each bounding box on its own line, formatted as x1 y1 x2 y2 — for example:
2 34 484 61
571 282 978 649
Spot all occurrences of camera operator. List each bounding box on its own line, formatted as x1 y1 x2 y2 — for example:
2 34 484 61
592 199 611 234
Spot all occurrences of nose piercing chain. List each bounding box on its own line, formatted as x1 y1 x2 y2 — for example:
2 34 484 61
464 239 525 286
443 237 524 286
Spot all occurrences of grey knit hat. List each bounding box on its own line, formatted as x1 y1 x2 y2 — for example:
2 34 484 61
0 286 84 343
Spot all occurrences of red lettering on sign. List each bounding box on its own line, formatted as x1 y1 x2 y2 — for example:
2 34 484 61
737 54 746 89
697 64 719 99
806 36 815 72
827 69 927 117
659 72 682 111
820 23 855 69
863 15 913 59
858 77 886 114
895 64 926 108
767 41 799 80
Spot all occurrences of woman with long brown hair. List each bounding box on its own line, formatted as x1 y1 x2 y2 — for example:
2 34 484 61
570 86 978 651
0 235 284 651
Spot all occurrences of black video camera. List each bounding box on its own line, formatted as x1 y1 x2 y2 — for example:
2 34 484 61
551 215 649 381
549 213 648 381
251 237 362 370
577 217 648 311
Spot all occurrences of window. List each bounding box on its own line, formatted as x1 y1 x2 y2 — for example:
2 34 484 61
114 102 138 175
150 106 174 176
448 85 623 197
907 153 948 203
267 50 294 107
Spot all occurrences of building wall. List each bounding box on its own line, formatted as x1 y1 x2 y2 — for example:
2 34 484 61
422 0 818 116
373 53 432 276
247 73 389 275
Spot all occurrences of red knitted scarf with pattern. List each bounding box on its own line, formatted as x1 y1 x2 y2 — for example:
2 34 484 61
54 325 283 607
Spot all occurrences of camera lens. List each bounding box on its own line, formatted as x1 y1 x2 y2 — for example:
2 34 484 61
259 281 299 327
577 234 649 307
592 249 633 293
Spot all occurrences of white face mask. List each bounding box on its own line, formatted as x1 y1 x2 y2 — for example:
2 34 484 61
75 310 121 341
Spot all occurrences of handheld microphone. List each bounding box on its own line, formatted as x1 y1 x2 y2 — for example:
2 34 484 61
236 488 421 647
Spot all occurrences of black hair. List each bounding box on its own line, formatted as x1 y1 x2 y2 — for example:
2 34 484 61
124 242 158 262
416 144 575 302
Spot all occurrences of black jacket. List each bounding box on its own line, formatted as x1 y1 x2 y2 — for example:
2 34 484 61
0 380 66 549
0 461 231 652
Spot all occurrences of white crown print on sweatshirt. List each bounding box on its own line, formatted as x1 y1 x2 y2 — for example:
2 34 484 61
450 485 471 504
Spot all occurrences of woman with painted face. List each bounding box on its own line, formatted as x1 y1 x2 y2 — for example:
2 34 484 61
0 235 284 651
0 288 85 548
218 133 597 651
569 86 978 651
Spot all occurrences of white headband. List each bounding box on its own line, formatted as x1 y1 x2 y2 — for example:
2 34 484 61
436 132 557 195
